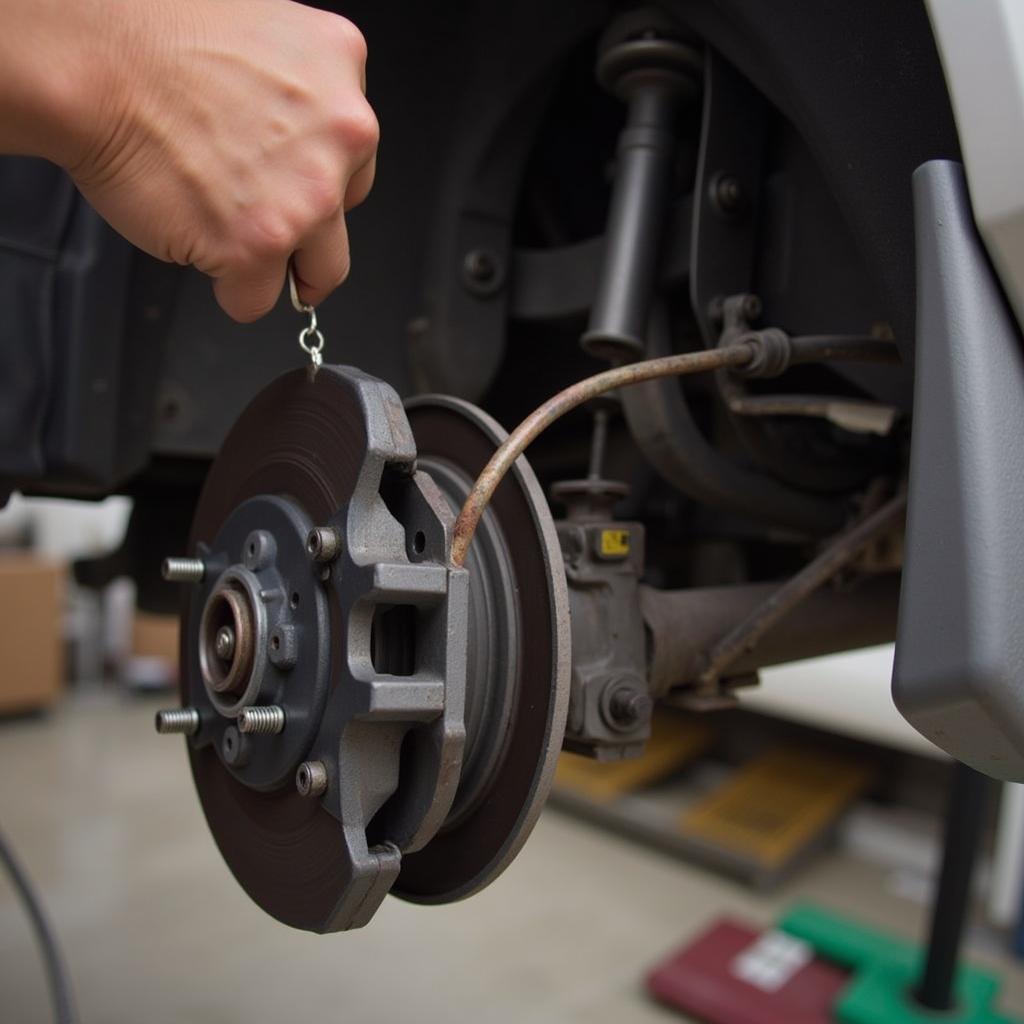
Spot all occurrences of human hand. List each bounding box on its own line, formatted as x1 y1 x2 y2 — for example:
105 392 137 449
2 0 378 322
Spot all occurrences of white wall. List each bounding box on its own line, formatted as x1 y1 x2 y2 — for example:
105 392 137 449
743 644 945 760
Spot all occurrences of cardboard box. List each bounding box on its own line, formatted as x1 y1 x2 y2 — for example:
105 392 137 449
132 612 179 673
0 554 65 713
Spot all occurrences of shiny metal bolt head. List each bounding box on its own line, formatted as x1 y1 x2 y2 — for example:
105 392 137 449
162 557 205 584
461 248 504 295
306 526 342 563
214 625 236 660
295 760 329 798
237 705 286 735
154 707 200 736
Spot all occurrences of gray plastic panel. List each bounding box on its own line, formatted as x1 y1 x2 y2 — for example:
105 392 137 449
893 161 1024 780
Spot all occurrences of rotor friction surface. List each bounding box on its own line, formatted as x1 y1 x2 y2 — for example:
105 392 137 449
397 396 570 904
185 368 370 931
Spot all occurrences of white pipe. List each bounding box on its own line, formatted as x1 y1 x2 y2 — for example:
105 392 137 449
989 782 1024 928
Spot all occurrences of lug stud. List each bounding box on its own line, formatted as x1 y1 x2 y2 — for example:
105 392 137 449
237 705 286 735
162 557 205 583
155 707 200 735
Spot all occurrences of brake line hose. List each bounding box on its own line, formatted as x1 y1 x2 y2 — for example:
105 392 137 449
450 343 756 566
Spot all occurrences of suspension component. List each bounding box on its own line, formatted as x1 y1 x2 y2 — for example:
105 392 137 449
553 470 650 759
552 399 651 759
581 10 702 361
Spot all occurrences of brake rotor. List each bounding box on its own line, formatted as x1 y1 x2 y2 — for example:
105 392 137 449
174 367 569 932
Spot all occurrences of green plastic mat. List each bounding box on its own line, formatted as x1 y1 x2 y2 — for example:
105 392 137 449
779 903 1020 1024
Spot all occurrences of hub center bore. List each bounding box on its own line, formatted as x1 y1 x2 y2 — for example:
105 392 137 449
199 580 256 696
197 564 270 718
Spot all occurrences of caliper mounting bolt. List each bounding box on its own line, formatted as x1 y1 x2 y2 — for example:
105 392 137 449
307 526 343 563
295 760 329 798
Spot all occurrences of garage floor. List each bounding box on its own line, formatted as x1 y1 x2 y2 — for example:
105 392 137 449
2 690 1023 1024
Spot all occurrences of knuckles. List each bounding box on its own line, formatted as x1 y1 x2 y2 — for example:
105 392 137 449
204 12 376 315
302 159 345 221
326 98 379 161
236 208 296 261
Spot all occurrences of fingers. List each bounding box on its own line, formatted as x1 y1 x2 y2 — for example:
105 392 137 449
213 147 371 318
205 11 377 321
344 149 377 211
291 210 351 308
293 138 374 307
212 178 363 319
213 257 288 324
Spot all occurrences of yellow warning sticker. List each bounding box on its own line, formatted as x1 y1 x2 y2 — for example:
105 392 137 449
600 529 631 557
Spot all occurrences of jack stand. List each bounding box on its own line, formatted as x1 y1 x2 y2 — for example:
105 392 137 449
781 764 1020 1024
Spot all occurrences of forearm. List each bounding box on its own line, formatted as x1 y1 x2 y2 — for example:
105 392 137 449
0 0 110 165
0 0 377 320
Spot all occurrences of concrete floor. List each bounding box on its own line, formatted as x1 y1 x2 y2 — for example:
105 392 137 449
2 691 1023 1024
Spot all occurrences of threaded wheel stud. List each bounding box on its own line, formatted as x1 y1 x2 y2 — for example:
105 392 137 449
155 708 200 735
162 557 205 583
237 706 285 735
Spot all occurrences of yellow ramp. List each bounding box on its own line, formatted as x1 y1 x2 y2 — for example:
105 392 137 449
679 746 873 870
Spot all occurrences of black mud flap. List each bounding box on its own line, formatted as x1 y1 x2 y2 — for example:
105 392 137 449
894 160 1024 780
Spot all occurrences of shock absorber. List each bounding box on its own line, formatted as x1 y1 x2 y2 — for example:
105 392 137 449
581 10 702 363
547 13 701 756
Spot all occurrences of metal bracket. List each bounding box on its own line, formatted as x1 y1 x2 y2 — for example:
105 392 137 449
689 49 768 346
